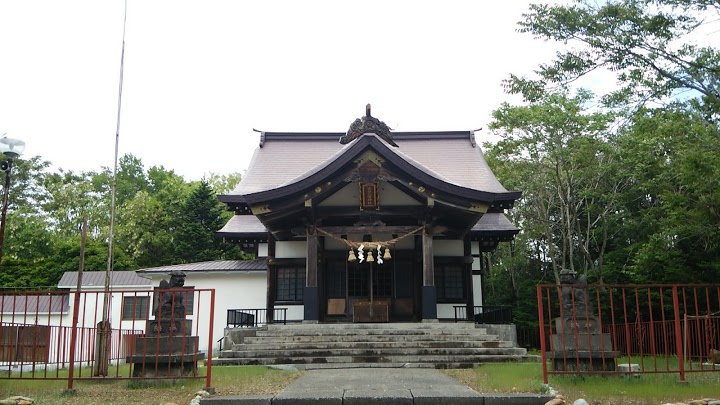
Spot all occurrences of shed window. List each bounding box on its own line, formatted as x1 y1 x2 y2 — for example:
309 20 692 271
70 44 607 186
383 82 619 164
122 296 149 320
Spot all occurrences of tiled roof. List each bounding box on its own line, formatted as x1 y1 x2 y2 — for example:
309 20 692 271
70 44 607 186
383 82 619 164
218 212 517 236
57 271 152 288
228 132 509 197
135 259 267 274
0 294 70 313
471 213 519 233
217 215 267 236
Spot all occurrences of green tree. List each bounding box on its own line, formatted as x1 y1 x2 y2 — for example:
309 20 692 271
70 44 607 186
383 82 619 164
1 155 51 216
207 172 243 195
43 169 106 237
488 90 623 283
611 103 720 283
115 191 174 267
509 0 720 114
172 180 239 263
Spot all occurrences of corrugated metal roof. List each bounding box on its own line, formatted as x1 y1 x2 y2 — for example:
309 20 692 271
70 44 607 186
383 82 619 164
230 131 509 197
0 294 70 313
57 271 153 288
135 259 267 274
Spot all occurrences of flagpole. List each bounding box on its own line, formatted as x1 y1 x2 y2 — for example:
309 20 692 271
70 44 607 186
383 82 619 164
96 0 127 377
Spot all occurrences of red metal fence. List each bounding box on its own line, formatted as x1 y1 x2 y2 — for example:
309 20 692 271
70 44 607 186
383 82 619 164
537 283 720 382
0 288 215 391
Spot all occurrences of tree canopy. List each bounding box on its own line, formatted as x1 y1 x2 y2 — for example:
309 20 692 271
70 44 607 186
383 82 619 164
484 0 720 326
0 153 245 288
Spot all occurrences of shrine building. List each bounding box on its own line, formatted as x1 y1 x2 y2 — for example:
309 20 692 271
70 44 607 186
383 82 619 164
217 106 520 323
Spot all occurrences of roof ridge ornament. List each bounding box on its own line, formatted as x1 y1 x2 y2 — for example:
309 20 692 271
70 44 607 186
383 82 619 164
340 104 399 147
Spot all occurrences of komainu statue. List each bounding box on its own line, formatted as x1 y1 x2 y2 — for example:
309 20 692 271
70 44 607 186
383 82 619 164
156 270 187 320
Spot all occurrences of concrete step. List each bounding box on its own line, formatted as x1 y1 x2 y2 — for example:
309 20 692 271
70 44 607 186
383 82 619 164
224 347 527 358
244 333 500 344
293 362 436 370
266 322 480 331
219 322 527 369
214 353 531 365
255 328 492 337
234 339 513 351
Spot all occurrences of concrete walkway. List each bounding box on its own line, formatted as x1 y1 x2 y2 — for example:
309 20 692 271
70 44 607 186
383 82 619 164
200 368 554 405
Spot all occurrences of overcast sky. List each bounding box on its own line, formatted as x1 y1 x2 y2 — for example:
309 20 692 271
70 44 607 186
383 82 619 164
0 1 561 180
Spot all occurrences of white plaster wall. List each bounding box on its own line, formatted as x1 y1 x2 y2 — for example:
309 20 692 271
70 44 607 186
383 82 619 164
319 181 422 207
473 274 483 308
258 243 268 257
378 182 423 206
276 241 307 258
318 182 356 206
436 303 459 320
0 312 67 327
275 304 304 321
472 240 483 307
433 240 464 256
182 272 267 353
68 288 152 331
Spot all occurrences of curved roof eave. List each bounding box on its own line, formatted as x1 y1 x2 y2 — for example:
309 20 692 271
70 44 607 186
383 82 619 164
242 135 521 205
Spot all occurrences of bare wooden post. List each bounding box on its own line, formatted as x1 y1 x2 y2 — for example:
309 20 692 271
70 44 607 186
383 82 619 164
66 217 87 392
421 225 437 320
304 227 319 321
464 236 474 321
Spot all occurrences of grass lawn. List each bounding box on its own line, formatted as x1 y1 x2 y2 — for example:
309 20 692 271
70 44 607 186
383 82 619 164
2 361 719 404
0 365 301 405
445 362 720 404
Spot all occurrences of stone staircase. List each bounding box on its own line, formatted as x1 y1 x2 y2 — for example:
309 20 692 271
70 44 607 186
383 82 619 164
214 322 532 369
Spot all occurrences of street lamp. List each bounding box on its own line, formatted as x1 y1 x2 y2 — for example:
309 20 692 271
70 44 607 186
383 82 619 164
0 135 26 265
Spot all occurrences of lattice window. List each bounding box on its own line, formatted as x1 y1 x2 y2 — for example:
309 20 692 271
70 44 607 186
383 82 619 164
435 264 465 302
276 267 305 302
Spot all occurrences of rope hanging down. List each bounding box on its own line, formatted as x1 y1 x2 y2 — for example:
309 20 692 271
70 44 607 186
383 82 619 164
315 225 425 263
314 225 424 250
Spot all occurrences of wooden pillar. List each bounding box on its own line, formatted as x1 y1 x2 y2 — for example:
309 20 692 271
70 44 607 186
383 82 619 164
421 225 437 320
266 235 276 322
464 236 475 321
304 227 319 322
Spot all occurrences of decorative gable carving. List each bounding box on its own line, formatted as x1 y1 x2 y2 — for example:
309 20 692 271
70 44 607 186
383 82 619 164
339 104 398 147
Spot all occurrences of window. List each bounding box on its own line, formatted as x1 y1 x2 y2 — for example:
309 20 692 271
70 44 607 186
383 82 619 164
326 259 346 298
393 255 414 299
435 263 465 302
372 265 392 298
276 267 305 302
122 296 149 320
347 262 368 297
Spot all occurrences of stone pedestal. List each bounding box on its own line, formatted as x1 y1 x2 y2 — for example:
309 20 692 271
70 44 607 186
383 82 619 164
147 319 192 335
548 316 618 372
127 319 205 377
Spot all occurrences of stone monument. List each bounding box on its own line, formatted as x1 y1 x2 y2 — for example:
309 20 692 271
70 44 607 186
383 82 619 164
549 270 618 371
127 271 205 377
